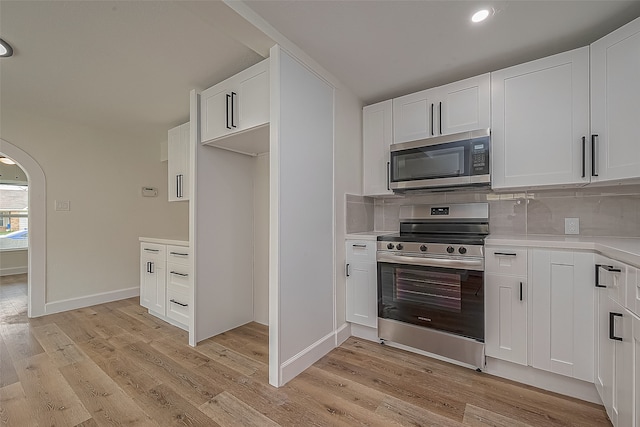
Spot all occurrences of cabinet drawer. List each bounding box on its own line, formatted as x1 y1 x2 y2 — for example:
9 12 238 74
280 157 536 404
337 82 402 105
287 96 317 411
595 258 627 308
141 243 166 260
167 263 191 294
485 247 527 276
346 240 376 262
166 288 190 326
167 245 190 266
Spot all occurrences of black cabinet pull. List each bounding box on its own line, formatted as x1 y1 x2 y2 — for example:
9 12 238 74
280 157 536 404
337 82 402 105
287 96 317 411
430 103 434 136
346 263 350 277
170 271 189 277
231 92 237 128
494 252 517 257
169 252 189 257
352 244 367 248
591 134 598 177
519 282 523 301
439 101 442 135
170 299 188 307
387 161 391 190
148 262 154 274
144 248 159 253
176 175 180 198
581 136 586 178
226 94 231 129
609 312 622 341
595 264 621 288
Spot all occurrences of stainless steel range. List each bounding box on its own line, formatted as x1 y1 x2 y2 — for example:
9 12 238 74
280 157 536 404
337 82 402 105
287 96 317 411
376 203 489 369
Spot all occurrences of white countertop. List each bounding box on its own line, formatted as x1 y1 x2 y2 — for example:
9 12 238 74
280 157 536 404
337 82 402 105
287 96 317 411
139 237 189 246
345 231 395 241
487 234 640 268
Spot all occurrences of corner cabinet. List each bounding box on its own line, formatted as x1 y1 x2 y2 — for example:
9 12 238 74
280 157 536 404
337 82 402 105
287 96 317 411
140 239 191 331
590 16 640 183
200 58 269 155
345 240 377 328
168 122 190 202
363 100 393 196
491 47 590 190
392 73 490 144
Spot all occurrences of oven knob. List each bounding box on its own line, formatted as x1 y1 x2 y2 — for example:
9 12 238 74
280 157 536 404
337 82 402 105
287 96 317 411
446 246 455 254
396 243 404 250
458 247 467 254
420 245 427 252
387 243 395 250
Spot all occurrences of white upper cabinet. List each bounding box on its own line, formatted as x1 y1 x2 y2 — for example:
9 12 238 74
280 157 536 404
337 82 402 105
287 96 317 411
168 122 190 202
437 73 490 136
590 16 640 183
491 47 590 190
392 73 490 144
363 100 393 196
200 59 269 154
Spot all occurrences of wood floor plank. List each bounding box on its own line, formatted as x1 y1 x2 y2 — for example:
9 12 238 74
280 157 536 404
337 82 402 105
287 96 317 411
0 333 18 387
150 336 212 370
193 339 265 377
463 403 533 427
70 306 138 341
32 323 87 367
59 359 156 426
210 329 269 365
143 383 222 426
0 381 37 426
0 322 45 361
14 352 92 426
376 394 466 427
199 390 280 427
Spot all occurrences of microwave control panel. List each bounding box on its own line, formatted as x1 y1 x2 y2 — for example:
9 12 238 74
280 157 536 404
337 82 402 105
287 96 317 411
470 140 489 175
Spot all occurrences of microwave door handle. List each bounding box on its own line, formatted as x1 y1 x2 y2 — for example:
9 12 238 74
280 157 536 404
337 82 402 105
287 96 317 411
430 103 434 136
439 101 442 135
387 161 390 191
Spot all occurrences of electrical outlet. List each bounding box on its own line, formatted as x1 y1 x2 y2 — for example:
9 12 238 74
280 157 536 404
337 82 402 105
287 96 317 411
55 200 70 211
565 218 579 235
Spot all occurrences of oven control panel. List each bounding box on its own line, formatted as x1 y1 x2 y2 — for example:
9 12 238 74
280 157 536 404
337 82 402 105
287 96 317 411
377 241 484 258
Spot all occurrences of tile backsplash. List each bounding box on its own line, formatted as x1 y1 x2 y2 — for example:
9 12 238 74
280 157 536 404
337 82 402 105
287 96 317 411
346 184 640 238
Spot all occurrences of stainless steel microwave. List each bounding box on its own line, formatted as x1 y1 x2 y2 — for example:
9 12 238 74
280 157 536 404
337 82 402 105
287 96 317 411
389 128 490 191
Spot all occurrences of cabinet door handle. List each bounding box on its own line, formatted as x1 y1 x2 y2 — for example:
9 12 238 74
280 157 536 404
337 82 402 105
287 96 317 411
352 244 367 248
149 262 154 274
176 175 180 198
170 271 189 277
609 312 623 341
581 136 586 178
170 299 188 307
146 262 151 273
595 264 621 288
519 282 523 301
591 134 598 177
144 248 159 253
493 252 517 257
438 101 442 135
386 161 391 191
346 263 350 277
226 94 232 129
169 252 189 256
430 103 434 136
231 92 237 128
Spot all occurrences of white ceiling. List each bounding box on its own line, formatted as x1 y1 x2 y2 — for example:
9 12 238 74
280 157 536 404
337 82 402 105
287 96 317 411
246 0 640 104
2 1 640 143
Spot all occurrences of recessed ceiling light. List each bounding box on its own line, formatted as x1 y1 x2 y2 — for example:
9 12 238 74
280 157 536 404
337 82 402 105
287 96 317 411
0 38 14 57
471 9 491 23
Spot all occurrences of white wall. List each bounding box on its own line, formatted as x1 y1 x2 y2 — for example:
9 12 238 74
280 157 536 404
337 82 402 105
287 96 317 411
0 108 188 304
0 249 28 276
253 153 269 325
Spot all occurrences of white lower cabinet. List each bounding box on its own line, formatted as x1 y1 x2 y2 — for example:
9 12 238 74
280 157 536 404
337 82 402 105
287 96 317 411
140 240 191 331
530 250 595 382
345 240 377 328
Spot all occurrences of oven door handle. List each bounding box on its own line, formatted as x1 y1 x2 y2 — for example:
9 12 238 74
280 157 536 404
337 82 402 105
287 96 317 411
376 252 484 271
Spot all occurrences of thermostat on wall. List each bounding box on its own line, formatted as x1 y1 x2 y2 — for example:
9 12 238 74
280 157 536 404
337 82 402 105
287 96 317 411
142 187 158 197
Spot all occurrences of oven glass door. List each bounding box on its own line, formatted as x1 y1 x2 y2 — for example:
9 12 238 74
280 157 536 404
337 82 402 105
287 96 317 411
378 261 484 341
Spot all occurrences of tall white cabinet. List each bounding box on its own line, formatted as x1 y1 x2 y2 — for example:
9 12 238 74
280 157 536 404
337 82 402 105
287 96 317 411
168 122 190 202
362 100 393 196
491 47 590 189
590 16 640 183
140 242 166 314
345 240 377 328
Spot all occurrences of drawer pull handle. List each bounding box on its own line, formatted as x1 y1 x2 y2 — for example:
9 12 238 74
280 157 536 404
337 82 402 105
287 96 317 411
170 299 188 307
352 244 367 248
170 271 189 277
595 264 621 288
494 252 517 257
519 282 523 301
144 248 159 253
170 252 189 256
609 312 622 341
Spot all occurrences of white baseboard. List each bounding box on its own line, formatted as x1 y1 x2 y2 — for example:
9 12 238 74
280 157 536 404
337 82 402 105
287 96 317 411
279 330 336 386
45 286 140 316
0 266 28 276
335 322 351 346
485 357 602 404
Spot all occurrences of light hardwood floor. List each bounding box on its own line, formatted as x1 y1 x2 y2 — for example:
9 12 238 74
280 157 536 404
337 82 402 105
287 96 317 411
0 274 611 426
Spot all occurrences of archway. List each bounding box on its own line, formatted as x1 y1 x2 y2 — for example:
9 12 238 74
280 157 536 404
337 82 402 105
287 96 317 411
0 139 46 317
